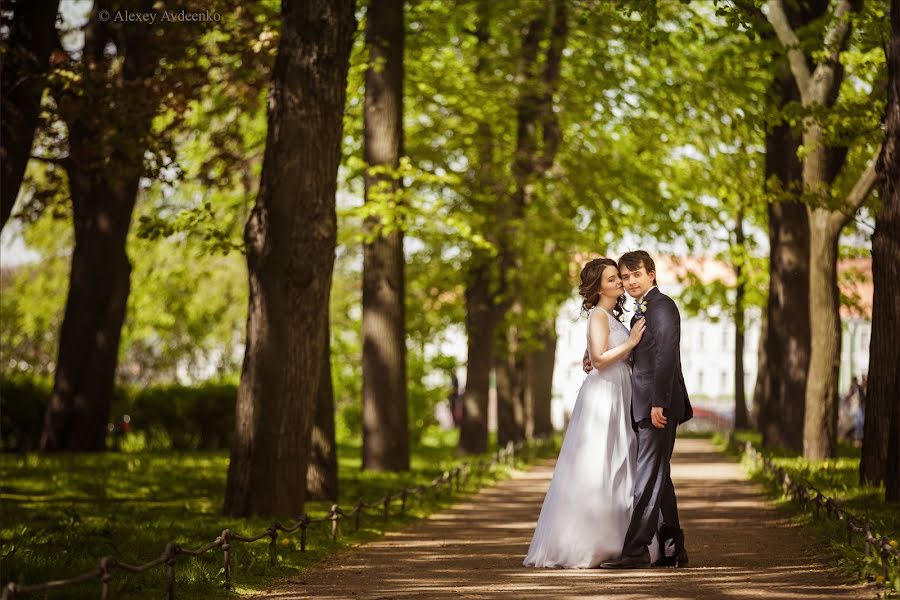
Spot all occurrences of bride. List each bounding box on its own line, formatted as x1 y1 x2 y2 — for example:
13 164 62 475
523 257 657 568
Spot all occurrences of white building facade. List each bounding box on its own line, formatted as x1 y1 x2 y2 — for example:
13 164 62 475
437 257 872 432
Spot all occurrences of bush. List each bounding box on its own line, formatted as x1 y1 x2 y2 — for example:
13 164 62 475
0 373 237 452
114 382 237 450
0 372 52 451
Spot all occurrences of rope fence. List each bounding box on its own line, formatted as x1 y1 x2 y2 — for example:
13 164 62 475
734 435 899 585
2 435 555 599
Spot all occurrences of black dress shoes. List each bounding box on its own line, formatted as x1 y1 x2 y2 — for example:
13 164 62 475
599 551 651 569
651 525 689 568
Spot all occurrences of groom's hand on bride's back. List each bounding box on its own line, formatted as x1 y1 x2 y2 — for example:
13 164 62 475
583 350 593 373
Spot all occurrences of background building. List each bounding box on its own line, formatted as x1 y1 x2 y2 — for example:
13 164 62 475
551 256 872 431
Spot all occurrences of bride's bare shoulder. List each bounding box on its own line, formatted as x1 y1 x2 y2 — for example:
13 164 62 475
588 308 610 329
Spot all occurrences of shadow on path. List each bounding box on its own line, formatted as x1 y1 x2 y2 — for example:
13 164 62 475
255 438 871 599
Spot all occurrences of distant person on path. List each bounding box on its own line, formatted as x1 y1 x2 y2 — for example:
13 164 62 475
841 376 860 442
853 374 866 442
449 372 463 427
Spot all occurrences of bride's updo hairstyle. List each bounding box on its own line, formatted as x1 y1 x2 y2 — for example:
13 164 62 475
579 258 626 320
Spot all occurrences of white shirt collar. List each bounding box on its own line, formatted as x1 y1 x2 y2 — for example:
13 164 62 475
639 285 658 303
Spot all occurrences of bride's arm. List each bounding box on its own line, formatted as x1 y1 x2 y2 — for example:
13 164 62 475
588 313 644 370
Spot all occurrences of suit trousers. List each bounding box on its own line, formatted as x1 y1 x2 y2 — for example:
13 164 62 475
621 418 680 558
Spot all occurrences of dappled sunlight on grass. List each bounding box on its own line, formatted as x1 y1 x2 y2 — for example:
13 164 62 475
0 430 555 599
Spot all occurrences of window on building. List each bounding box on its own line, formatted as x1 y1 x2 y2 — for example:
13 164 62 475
723 329 729 350
698 331 704 351
698 371 704 390
721 371 728 390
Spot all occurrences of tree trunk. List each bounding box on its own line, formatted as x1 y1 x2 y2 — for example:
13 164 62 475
803 204 842 459
800 145 875 459
307 320 338 501
39 3 158 451
225 0 356 517
860 0 900 501
759 64 808 452
0 0 61 231
495 316 526 446
458 0 567 456
751 311 767 428
362 0 409 472
766 0 870 460
39 177 136 451
458 0 500 456
526 321 557 437
494 0 566 447
758 0 845 452
734 207 749 430
458 261 503 455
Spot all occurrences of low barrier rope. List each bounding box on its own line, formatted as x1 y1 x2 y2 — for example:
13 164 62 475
2 435 555 599
733 435 899 585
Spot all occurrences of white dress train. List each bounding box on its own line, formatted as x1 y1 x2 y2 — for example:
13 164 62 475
523 307 659 568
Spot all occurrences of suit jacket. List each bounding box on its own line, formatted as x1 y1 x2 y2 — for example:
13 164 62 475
629 287 693 428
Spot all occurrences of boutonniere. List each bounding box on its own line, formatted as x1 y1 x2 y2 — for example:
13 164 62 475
634 299 648 317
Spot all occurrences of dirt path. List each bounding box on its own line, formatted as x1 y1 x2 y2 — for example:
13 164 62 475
255 438 873 599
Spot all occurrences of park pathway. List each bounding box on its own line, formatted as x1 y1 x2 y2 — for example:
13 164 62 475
256 438 873 599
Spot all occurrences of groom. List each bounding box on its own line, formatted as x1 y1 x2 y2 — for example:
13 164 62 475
598 250 692 569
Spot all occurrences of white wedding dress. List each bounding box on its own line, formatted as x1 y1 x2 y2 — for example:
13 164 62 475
523 307 659 568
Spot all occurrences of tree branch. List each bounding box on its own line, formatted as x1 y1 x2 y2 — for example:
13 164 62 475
833 145 881 229
820 0 853 66
810 0 854 104
766 0 812 102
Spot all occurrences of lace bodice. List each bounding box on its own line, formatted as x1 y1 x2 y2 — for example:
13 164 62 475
587 307 631 364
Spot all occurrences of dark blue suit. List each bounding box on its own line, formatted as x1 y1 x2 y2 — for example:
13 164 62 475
621 287 692 560
629 287 693 427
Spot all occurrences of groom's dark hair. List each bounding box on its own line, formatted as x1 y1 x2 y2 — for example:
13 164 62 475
619 250 657 285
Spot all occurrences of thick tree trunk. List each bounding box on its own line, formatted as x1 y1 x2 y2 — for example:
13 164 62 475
525 322 557 437
761 201 809 454
0 0 61 231
803 205 842 459
494 0 566 447
799 120 866 459
458 0 499 456
458 261 503 455
39 4 157 451
758 0 843 452
751 311 767 427
40 177 137 451
307 321 338 501
734 208 749 430
766 0 869 460
361 0 409 471
495 316 526 446
800 147 875 459
860 0 900 501
225 0 356 517
760 66 808 452
458 0 566 455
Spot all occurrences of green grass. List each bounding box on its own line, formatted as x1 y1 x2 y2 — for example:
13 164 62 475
0 429 558 599
716 430 900 595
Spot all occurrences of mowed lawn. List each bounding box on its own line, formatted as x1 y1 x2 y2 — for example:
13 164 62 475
0 431 533 599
